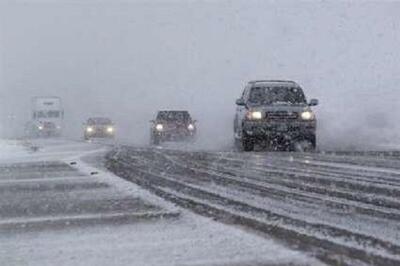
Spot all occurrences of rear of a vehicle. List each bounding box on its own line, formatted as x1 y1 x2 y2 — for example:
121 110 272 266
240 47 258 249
151 111 196 144
84 118 115 140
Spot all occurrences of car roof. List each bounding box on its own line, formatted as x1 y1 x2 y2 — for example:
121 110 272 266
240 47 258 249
158 110 189 113
157 110 190 116
248 80 299 87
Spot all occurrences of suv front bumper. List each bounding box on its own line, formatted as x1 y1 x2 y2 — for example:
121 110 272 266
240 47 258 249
153 130 196 140
243 120 316 140
85 131 114 139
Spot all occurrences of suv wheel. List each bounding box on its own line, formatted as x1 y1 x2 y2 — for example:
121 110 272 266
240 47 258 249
242 134 255 152
309 135 316 149
292 138 316 152
234 137 241 151
152 135 161 145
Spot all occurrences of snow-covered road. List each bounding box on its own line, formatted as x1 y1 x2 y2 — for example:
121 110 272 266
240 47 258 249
0 139 321 266
107 145 400 266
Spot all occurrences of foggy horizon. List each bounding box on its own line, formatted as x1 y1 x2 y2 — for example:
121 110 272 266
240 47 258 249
1 0 399 150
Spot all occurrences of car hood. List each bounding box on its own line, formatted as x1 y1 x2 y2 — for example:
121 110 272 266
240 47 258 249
247 104 311 113
89 124 113 128
158 120 190 125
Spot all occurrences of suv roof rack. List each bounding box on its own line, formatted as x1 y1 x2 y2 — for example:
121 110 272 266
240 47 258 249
248 80 296 84
158 110 189 113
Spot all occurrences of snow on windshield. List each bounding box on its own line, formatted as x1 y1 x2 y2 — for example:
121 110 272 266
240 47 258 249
249 87 307 105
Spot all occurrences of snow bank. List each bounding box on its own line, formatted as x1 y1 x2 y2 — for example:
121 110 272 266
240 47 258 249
0 139 28 161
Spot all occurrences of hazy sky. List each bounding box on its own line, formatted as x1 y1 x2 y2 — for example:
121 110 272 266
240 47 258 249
0 0 399 149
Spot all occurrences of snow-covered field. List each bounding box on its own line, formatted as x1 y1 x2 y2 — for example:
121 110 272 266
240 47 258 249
0 139 322 266
0 140 29 160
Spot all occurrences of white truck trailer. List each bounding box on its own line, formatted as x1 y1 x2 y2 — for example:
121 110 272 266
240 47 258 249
26 97 64 138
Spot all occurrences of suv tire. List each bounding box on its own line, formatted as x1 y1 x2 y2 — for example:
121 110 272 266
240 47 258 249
291 137 316 152
152 135 161 145
309 135 316 149
242 134 255 152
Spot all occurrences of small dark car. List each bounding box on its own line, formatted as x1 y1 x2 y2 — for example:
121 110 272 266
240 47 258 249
234 80 318 151
84 117 115 140
150 111 197 145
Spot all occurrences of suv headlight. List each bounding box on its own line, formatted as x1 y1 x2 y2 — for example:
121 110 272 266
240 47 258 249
155 124 163 131
86 127 93 133
107 127 114 133
246 111 263 120
300 111 315 120
188 124 195 131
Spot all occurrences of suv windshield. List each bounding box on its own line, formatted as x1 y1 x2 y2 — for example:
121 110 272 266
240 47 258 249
157 111 190 122
249 86 306 105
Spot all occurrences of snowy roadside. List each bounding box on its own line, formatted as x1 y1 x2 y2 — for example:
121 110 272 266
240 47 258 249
0 139 324 266
0 139 30 161
0 138 106 164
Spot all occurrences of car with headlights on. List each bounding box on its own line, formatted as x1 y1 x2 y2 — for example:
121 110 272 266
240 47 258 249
84 117 115 140
234 80 318 151
150 110 197 145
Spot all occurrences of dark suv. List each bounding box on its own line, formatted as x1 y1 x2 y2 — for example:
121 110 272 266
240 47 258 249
84 117 115 140
234 80 318 151
150 111 197 145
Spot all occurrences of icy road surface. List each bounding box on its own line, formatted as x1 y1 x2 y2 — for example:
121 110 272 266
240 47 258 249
107 145 400 266
0 139 321 266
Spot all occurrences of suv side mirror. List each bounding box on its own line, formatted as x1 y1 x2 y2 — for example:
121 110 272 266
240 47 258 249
236 98 246 106
309 99 319 106
149 120 155 123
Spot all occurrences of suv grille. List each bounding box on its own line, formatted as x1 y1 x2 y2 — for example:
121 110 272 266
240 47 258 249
265 111 298 121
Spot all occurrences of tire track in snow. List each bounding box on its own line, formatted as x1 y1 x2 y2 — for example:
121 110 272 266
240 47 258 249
106 147 400 266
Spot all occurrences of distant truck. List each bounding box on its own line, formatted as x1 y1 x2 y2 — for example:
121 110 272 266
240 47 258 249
25 97 64 138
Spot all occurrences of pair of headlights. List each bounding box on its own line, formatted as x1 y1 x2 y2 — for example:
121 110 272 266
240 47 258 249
155 124 195 131
86 126 114 133
246 111 315 120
